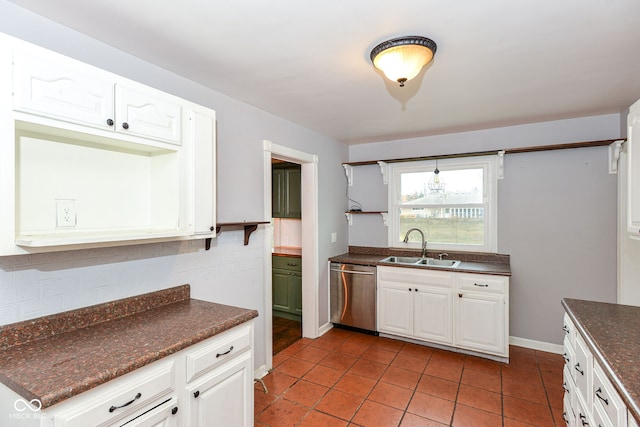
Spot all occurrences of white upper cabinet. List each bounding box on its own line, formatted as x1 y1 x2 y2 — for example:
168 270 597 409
628 98 640 238
12 48 115 131
115 83 182 145
0 33 215 255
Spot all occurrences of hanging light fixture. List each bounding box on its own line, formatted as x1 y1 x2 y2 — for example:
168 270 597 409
370 36 437 87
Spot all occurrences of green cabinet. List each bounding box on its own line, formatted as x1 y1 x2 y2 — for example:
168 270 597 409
272 163 301 218
272 255 302 321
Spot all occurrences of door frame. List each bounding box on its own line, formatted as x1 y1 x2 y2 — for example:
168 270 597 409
263 140 319 369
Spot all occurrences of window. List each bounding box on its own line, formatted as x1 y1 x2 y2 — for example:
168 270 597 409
388 155 498 253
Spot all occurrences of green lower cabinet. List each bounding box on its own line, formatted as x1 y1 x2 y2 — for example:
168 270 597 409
272 256 302 321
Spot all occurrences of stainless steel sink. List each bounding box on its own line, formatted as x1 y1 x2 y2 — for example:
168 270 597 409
379 256 460 268
416 258 461 268
380 256 423 264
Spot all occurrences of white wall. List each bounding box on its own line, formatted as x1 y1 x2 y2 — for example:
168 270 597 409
349 115 620 346
0 1 349 371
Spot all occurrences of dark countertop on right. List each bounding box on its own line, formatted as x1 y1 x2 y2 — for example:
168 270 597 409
562 298 640 422
329 246 511 276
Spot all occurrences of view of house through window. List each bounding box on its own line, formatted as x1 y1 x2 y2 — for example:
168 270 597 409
389 156 497 252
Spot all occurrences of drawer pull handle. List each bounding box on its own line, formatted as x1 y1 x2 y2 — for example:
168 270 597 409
286 263 298 266
193 390 200 398
575 363 584 375
474 283 488 287
216 345 234 358
171 407 178 415
562 325 570 333
562 353 570 363
562 382 570 393
108 392 141 413
595 387 609 405
562 412 568 423
579 413 589 426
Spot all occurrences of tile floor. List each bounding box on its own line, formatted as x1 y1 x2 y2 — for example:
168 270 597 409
255 328 564 426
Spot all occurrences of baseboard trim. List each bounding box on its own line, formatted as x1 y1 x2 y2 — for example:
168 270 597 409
254 364 270 380
509 336 563 354
317 321 333 337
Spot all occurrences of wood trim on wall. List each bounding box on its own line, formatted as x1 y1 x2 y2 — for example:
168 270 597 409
344 139 625 166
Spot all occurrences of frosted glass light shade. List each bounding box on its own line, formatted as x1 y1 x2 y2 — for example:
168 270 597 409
370 36 437 87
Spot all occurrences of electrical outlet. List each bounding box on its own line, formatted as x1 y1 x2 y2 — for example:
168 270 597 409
56 199 76 228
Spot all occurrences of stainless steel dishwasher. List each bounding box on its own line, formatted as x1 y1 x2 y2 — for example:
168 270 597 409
330 262 377 333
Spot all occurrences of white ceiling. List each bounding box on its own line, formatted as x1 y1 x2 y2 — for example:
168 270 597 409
9 0 640 144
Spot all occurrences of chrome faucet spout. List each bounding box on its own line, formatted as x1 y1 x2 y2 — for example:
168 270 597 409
403 228 427 258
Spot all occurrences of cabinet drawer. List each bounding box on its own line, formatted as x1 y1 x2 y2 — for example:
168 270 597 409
593 362 627 427
186 323 252 382
563 336 576 383
574 334 593 408
52 360 174 427
457 273 507 294
377 266 454 288
563 313 576 351
273 255 302 271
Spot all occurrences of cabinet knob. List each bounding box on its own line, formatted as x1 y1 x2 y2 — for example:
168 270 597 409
171 407 178 415
106 118 114 126
193 390 200 398
458 293 463 298
210 226 215 231
408 288 412 291
122 122 129 129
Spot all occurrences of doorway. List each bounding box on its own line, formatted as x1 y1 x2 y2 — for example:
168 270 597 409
271 159 303 354
263 141 319 370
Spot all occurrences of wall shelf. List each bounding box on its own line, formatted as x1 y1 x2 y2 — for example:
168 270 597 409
212 221 270 248
345 211 388 226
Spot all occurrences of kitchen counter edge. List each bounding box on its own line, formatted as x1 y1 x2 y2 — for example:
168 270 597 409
0 287 258 409
329 252 511 276
562 298 640 423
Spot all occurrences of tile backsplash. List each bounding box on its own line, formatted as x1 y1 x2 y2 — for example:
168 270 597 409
273 218 302 248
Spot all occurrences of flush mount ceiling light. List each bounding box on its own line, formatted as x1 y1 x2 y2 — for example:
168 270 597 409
370 36 437 87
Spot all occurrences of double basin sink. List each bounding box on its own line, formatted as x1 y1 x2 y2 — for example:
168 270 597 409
380 256 461 268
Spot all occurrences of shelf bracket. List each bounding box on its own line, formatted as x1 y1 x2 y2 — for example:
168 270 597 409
345 212 353 225
380 212 388 226
497 150 505 180
377 161 388 184
214 222 268 246
609 140 624 174
343 164 353 186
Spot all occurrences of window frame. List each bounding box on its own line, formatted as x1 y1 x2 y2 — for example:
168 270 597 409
387 155 498 253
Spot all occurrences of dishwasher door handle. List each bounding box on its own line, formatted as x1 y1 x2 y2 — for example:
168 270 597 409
330 269 375 275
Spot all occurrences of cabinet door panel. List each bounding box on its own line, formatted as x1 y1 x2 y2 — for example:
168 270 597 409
292 272 303 316
272 269 293 313
187 352 253 427
414 287 453 345
628 98 640 236
115 83 181 144
456 293 505 355
191 108 216 235
378 283 413 336
285 166 301 218
13 50 114 130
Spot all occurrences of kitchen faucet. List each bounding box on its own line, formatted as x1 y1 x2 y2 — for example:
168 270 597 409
403 228 427 258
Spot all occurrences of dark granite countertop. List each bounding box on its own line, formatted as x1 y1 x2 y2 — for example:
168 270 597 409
329 246 511 276
0 285 258 409
273 247 302 258
562 298 640 422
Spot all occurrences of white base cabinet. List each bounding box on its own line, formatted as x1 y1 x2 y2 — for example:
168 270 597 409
562 312 635 427
377 266 509 359
0 322 254 427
